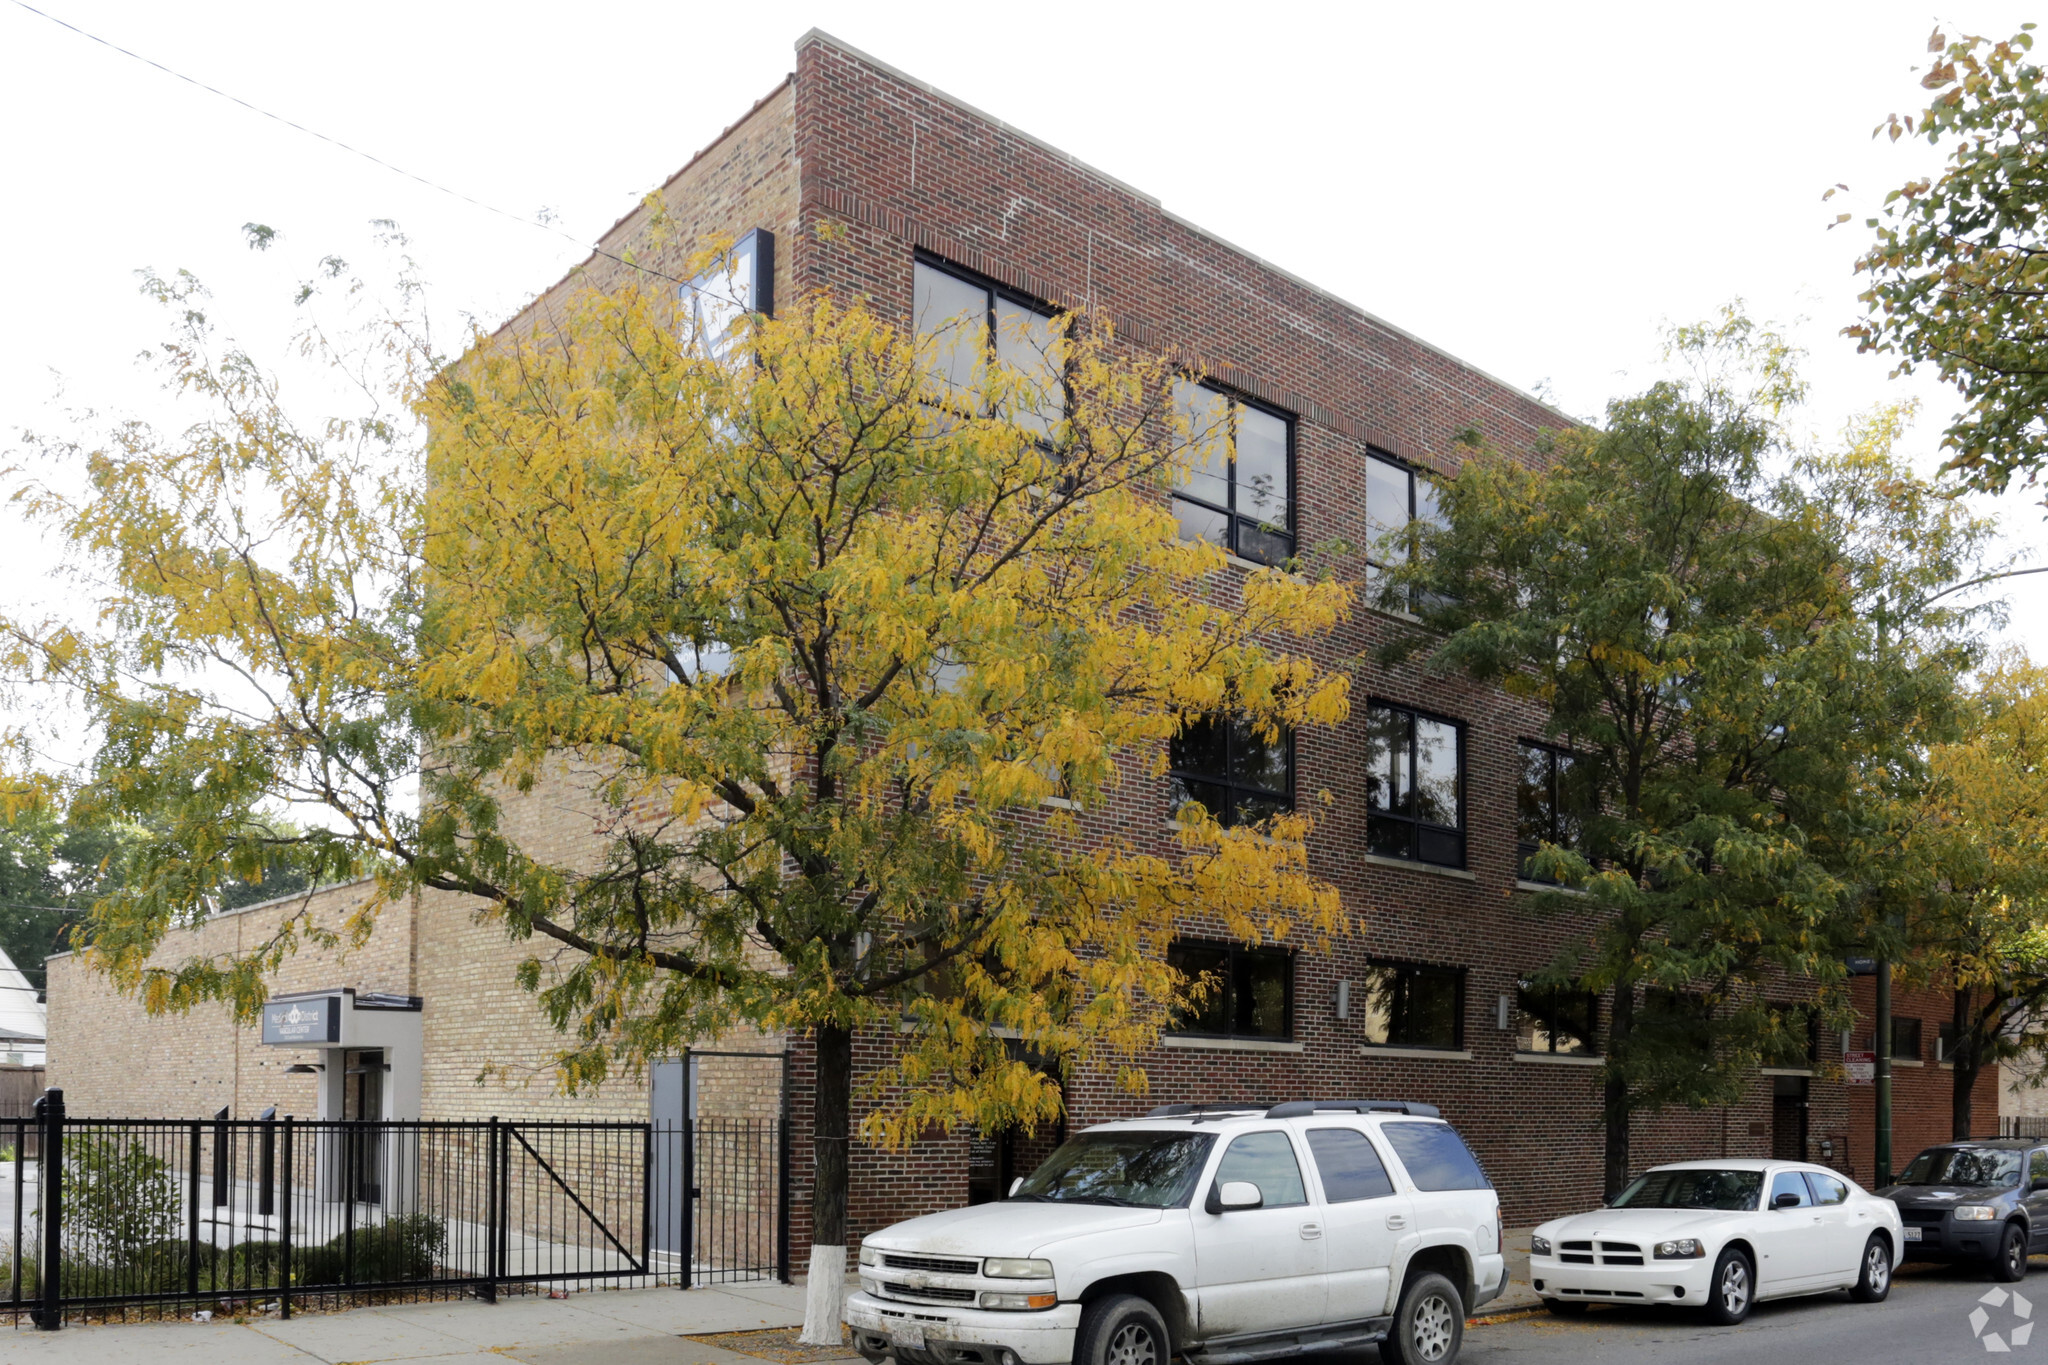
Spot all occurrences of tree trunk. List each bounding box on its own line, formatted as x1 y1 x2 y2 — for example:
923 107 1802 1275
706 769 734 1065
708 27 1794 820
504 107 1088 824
1953 987 1978 1143
800 1022 854 1345
1603 985 1635 1202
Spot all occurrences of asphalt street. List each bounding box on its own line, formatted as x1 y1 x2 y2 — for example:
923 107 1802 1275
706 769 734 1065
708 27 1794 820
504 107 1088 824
1450 1261 2043 1363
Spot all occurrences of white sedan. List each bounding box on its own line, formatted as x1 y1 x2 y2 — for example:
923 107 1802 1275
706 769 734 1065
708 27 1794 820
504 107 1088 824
1527 1159 1904 1324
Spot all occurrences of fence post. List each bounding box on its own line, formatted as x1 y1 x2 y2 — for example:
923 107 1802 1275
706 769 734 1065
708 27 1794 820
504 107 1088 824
681 1109 694 1291
10 1116 22 1314
279 1115 294 1321
777 1051 792 1285
496 1119 511 1284
30 1087 63 1331
187 1120 202 1298
257 1107 276 1219
212 1106 230 1209
479 1116 498 1303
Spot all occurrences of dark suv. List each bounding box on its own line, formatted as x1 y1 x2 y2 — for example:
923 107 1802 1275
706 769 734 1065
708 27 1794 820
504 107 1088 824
1880 1140 2048 1281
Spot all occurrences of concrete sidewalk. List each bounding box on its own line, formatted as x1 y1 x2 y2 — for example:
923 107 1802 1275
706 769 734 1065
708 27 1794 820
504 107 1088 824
0 1281 846 1365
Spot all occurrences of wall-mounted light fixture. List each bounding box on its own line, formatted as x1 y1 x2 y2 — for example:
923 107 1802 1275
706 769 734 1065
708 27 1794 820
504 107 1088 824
1496 995 1512 1031
1334 980 1351 1020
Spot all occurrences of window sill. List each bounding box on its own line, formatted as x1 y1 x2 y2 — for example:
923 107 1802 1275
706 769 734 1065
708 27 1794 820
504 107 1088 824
1362 853 1476 881
1358 1045 1473 1061
1515 878 1589 897
1041 796 1082 811
1162 1035 1304 1054
1513 1051 1603 1067
1761 1067 1814 1078
1893 1058 1925 1068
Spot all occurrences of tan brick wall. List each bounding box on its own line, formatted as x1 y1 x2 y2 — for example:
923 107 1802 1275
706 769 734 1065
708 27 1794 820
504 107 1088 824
44 879 412 1120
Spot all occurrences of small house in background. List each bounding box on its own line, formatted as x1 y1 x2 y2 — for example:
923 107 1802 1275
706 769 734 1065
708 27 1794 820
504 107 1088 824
0 944 46 1066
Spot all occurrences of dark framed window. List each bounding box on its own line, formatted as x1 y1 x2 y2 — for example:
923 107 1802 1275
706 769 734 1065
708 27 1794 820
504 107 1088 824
1640 989 1714 1060
1171 380 1295 566
1168 940 1293 1040
1892 1016 1923 1062
1359 961 1464 1051
912 256 1064 433
1364 703 1464 867
1516 979 1598 1055
1767 1003 1821 1066
679 228 774 361
1364 451 1445 610
1517 741 1593 883
1938 1020 1960 1063
1169 715 1292 828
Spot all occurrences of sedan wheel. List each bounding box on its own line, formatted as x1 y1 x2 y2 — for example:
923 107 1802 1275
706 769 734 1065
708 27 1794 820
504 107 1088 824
1851 1234 1892 1303
1702 1247 1753 1326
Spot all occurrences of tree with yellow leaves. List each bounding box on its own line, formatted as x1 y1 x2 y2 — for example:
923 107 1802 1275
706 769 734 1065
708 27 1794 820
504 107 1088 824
1900 653 2048 1142
8 243 1351 1334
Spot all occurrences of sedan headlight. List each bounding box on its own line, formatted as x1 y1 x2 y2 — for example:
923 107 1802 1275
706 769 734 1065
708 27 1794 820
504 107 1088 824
1654 1238 1705 1259
980 1291 1060 1310
1530 1235 1552 1257
984 1257 1055 1279
1956 1205 1999 1221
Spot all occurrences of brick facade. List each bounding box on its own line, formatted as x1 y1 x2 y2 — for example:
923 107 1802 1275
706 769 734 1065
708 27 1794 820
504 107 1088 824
43 30 1909 1248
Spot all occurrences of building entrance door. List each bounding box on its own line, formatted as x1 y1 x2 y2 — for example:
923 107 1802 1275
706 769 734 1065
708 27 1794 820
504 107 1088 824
343 1047 385 1203
1772 1074 1808 1162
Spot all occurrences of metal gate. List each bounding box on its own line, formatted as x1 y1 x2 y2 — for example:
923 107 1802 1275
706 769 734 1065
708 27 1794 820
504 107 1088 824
1 1088 788 1329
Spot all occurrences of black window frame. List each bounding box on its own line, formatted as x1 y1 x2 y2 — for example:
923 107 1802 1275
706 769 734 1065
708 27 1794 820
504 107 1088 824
1166 938 1295 1041
1516 739 1592 884
678 228 776 362
1358 960 1466 1052
911 253 1068 427
1364 701 1466 868
1170 378 1297 567
1515 978 1600 1056
1892 1016 1923 1063
1363 449 1444 612
1167 713 1295 829
1937 1020 1959 1063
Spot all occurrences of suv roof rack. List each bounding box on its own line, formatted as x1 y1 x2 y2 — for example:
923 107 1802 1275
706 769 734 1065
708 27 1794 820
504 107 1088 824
1145 1103 1269 1118
1262 1100 1442 1119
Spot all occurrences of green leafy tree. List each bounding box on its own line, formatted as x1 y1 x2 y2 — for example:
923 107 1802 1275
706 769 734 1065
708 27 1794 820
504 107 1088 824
1847 24 2048 504
1386 315 1983 1196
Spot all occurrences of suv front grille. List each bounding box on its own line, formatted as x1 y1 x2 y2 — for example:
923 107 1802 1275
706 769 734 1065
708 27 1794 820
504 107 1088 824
883 1254 982 1275
1901 1209 1947 1227
883 1281 978 1304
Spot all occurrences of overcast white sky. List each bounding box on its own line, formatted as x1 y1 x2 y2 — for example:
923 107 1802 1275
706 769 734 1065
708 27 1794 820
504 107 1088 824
2 0 2043 651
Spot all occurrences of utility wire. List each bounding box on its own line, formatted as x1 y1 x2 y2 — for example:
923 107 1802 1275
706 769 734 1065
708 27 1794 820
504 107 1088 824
6 0 685 285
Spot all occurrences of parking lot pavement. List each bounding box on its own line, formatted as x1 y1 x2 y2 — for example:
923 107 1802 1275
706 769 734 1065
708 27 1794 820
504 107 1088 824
1452 1260 2047 1362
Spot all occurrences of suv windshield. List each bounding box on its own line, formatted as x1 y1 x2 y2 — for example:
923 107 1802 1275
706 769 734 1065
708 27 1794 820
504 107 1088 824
1611 1168 1765 1211
1897 1147 2023 1188
1012 1131 1216 1208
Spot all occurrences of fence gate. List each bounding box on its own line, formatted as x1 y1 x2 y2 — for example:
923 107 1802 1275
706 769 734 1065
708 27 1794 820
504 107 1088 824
2 1088 788 1329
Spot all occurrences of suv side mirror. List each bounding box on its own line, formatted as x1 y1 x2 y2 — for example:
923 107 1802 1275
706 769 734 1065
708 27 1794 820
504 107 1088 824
1008 1177 1025 1198
1773 1192 1803 1209
1211 1181 1263 1213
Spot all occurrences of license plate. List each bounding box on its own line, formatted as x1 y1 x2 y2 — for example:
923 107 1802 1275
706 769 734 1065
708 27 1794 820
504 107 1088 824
893 1324 927 1351
1904 1227 1923 1242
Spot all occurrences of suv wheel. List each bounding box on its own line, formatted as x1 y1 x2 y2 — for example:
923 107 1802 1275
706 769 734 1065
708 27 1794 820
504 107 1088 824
1850 1234 1892 1303
1380 1271 1464 1365
1993 1223 2030 1283
1702 1247 1753 1326
1075 1294 1169 1365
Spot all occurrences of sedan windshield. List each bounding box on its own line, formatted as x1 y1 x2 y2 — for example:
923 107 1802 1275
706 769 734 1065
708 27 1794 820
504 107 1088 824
1012 1131 1216 1209
1897 1147 2022 1188
1611 1168 1765 1212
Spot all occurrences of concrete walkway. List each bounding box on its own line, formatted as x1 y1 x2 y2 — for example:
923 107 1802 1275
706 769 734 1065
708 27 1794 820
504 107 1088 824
0 1280 846 1365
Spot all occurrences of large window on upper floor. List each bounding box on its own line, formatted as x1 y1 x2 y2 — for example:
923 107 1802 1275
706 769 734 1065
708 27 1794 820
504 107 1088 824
679 229 775 362
1171 381 1295 567
1364 452 1444 610
1168 715 1292 828
1359 961 1464 1051
912 258 1063 433
1517 740 1594 883
1516 978 1599 1055
1363 702 1464 867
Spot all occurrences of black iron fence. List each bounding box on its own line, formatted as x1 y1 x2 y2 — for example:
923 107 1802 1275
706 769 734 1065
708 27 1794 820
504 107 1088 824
3 1090 788 1329
2001 1115 2048 1139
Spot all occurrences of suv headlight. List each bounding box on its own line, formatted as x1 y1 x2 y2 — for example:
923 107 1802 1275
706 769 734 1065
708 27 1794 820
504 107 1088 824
859 1244 881 1267
1654 1239 1704 1259
980 1291 1060 1310
1530 1235 1552 1257
984 1257 1055 1279
1956 1205 1999 1221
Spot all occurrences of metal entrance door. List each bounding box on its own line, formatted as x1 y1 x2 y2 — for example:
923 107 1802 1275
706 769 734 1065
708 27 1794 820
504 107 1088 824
342 1048 385 1203
650 1057 696 1256
1772 1074 1808 1162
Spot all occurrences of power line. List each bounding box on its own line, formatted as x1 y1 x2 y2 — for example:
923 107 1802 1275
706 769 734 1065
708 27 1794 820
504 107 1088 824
5 0 685 286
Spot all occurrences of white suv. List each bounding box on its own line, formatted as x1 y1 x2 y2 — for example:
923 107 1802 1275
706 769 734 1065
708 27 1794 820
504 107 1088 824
846 1100 1506 1365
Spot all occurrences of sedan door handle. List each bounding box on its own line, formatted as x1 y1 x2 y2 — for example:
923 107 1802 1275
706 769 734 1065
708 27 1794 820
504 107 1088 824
1300 1222 1322 1240
1387 1214 1407 1231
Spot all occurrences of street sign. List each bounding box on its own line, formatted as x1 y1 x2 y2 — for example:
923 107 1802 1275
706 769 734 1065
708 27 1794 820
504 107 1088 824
1845 1049 1876 1084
